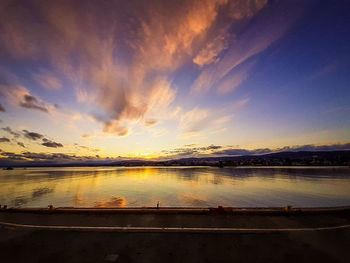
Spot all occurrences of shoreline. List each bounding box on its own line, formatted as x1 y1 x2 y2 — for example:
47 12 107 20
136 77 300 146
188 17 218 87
1 206 350 228
2 165 350 168
2 205 350 215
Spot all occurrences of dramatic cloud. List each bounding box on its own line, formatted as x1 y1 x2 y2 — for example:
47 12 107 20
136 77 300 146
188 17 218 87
17 142 25 148
205 145 222 150
2 126 65 149
2 126 20 138
193 31 228 67
41 138 63 148
191 1 302 94
0 82 52 113
19 94 48 112
162 144 223 158
103 121 130 137
1 0 185 135
0 137 10 143
0 149 120 167
22 130 44 140
0 142 349 166
0 0 272 136
0 151 104 164
2 0 343 161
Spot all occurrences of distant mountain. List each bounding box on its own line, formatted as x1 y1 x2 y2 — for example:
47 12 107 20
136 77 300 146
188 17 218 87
163 151 350 166
1 150 350 167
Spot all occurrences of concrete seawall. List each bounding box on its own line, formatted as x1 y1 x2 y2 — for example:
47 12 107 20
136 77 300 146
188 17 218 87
2 205 350 214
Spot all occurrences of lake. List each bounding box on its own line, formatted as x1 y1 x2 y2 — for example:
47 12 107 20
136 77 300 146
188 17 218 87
1 166 350 208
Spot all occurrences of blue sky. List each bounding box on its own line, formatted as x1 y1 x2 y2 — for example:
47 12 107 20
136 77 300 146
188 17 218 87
0 0 350 162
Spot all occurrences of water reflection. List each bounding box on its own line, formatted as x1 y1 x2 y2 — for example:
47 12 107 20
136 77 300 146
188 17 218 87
32 187 54 198
94 196 127 208
180 194 209 207
14 196 27 207
0 167 350 208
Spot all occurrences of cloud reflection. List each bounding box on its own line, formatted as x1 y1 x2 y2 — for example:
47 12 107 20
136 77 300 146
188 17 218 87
94 196 127 208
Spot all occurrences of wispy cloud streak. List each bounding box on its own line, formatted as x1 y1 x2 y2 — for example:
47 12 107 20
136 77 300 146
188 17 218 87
191 1 303 94
0 0 274 137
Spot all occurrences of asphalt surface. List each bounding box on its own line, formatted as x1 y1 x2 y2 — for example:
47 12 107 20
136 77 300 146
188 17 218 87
0 209 350 263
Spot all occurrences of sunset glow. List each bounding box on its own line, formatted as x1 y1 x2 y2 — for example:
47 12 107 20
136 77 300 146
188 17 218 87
0 0 350 164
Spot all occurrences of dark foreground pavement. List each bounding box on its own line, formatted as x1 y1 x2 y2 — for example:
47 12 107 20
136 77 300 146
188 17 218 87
0 208 350 263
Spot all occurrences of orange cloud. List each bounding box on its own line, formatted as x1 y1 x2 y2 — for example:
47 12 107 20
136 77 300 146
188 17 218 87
145 118 157 127
193 31 228 67
134 0 228 74
103 121 130 137
0 0 281 138
191 1 301 94
0 85 52 113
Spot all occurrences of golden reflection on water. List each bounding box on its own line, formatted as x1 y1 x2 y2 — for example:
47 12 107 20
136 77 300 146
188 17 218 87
0 167 350 208
94 196 127 208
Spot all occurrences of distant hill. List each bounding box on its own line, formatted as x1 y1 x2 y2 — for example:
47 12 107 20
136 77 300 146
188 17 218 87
1 150 350 167
163 151 350 166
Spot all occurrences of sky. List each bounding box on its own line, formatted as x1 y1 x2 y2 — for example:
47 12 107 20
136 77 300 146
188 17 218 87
0 0 350 163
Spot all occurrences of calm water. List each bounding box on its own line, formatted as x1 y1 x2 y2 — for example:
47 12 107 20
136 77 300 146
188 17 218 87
1 166 350 208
